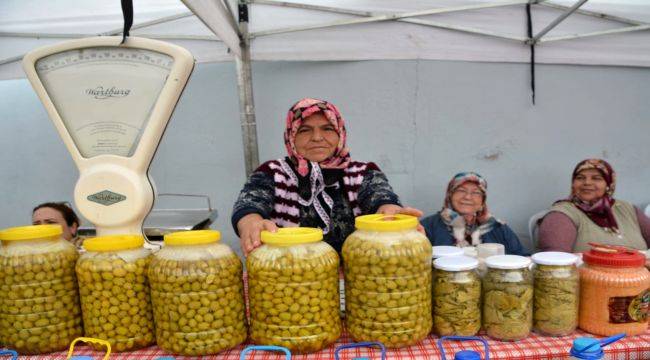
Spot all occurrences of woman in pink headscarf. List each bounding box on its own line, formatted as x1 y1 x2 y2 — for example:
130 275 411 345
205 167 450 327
538 159 650 252
232 98 421 255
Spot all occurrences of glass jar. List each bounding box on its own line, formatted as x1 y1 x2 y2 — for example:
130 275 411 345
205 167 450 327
0 225 83 354
579 244 650 336
482 255 533 341
247 228 341 354
76 235 154 352
532 252 579 336
432 255 481 336
148 230 247 355
343 214 432 348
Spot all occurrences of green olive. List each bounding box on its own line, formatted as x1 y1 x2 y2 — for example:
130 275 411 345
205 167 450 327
247 242 341 354
0 245 83 354
76 250 155 352
148 244 247 356
342 230 432 348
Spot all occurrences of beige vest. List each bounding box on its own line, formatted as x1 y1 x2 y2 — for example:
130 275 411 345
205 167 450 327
551 200 646 252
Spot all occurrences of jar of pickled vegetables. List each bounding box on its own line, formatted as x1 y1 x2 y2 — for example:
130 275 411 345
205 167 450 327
432 255 481 336
483 255 533 341
247 227 341 354
148 230 247 355
0 225 83 354
76 235 154 352
579 244 650 336
532 252 579 337
342 214 432 348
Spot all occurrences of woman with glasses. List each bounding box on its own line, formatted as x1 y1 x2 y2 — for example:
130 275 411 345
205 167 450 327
420 172 527 255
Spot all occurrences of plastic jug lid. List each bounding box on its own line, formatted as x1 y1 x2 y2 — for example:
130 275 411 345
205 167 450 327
454 350 481 360
434 255 479 271
432 246 464 259
485 255 531 269
532 251 578 266
573 337 602 353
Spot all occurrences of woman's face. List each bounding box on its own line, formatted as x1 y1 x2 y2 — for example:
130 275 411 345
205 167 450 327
450 182 484 216
32 207 77 241
572 168 607 203
294 113 340 163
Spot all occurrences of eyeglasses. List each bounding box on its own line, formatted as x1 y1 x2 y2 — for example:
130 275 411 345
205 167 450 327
454 189 483 198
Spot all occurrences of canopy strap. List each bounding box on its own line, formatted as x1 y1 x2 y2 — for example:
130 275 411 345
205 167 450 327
121 0 134 44
526 2 536 105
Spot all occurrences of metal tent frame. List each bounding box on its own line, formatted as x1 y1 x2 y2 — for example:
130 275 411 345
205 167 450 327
2 0 649 175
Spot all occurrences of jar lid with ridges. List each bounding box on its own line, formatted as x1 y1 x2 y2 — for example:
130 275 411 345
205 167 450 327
434 255 479 271
84 234 144 252
164 230 220 246
532 251 578 266
582 243 645 268
261 227 322 246
354 214 418 232
485 255 531 269
0 224 62 241
432 245 464 259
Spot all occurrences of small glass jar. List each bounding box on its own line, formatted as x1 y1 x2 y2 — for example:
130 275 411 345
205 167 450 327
247 228 341 354
148 230 247 356
0 225 83 354
579 244 650 336
77 235 154 352
432 255 481 336
343 214 432 348
482 255 533 341
532 252 579 336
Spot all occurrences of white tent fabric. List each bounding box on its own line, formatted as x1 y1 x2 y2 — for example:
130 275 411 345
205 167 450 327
1 0 650 80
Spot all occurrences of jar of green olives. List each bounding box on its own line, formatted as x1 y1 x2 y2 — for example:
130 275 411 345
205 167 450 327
483 255 533 341
148 230 247 355
0 225 83 354
432 255 481 336
247 227 341 354
342 214 432 348
76 235 154 352
531 251 579 337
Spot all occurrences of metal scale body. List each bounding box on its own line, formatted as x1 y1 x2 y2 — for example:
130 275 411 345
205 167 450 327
22 36 194 238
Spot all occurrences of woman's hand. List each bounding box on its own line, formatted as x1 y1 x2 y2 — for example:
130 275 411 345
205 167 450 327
376 204 425 233
236 213 278 256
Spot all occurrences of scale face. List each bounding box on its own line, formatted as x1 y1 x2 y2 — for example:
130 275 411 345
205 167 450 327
23 37 194 237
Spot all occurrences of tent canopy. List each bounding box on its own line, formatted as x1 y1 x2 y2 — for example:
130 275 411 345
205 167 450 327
2 0 650 80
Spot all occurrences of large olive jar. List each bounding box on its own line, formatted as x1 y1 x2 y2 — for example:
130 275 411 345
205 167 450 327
76 235 154 352
148 230 247 355
0 225 83 354
432 255 481 336
343 214 432 348
247 228 341 354
531 252 579 337
482 255 533 341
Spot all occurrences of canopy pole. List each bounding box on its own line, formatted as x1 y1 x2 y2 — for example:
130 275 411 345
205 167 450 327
236 1 259 177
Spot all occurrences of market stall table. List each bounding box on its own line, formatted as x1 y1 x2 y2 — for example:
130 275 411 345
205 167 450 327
19 328 650 360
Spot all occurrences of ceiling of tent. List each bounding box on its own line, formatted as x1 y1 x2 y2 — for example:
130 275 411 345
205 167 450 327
1 0 649 79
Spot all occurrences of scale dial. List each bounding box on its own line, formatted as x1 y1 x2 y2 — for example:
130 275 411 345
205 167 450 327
35 47 174 158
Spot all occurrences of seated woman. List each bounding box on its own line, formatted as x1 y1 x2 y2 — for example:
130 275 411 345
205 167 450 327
538 159 650 252
32 201 82 248
420 172 527 255
232 98 421 255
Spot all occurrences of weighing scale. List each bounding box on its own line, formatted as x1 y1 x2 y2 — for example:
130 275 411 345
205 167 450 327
22 36 195 240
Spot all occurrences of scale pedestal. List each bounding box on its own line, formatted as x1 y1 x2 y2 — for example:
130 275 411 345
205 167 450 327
23 36 195 241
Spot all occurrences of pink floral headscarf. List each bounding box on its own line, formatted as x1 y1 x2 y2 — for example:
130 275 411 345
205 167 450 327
284 98 350 177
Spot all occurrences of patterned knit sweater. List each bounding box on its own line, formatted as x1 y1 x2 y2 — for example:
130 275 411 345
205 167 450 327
232 157 401 252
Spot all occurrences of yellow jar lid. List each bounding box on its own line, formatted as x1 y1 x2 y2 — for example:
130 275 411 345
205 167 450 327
261 227 323 246
164 230 221 246
0 224 62 241
84 234 144 252
355 214 418 232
